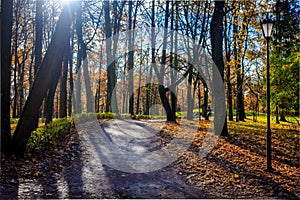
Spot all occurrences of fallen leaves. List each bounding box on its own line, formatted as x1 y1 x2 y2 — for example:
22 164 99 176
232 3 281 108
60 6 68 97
164 119 300 199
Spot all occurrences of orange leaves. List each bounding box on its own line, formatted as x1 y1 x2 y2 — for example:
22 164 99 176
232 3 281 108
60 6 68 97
173 119 300 198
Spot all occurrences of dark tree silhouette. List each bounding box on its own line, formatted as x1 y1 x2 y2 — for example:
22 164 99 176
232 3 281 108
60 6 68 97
11 5 76 156
1 0 13 153
210 0 229 136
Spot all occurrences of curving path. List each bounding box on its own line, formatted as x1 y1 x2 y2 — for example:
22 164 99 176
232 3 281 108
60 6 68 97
1 119 205 199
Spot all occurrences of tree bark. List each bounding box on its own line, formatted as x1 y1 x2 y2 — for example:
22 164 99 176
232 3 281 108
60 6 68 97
224 14 233 121
210 0 229 136
11 5 75 156
68 29 74 117
128 0 134 115
33 0 43 130
104 1 116 113
1 0 13 153
60 43 69 118
76 3 93 113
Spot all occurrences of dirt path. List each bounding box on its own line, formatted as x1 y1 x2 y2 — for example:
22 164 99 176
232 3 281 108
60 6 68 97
1 120 205 199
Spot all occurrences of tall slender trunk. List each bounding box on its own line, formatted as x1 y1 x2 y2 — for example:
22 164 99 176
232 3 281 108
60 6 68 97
45 62 62 124
68 29 74 117
104 1 116 113
76 3 93 113
158 1 176 122
224 14 233 121
128 0 134 115
33 0 43 129
170 1 178 120
187 66 193 120
13 3 19 118
136 46 143 114
1 0 13 153
60 42 69 118
145 0 156 116
210 0 228 136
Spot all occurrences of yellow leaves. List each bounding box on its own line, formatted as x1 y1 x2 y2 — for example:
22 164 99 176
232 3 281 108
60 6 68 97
246 178 255 185
34 171 39 177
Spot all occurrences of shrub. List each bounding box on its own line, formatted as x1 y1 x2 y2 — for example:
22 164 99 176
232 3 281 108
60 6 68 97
96 112 115 119
26 118 72 153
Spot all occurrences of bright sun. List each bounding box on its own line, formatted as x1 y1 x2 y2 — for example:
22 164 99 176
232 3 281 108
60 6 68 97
59 0 73 4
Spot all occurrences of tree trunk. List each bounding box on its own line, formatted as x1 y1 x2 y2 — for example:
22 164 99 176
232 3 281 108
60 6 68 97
236 73 245 121
227 64 233 121
280 109 287 122
60 43 69 118
76 4 93 113
145 66 153 115
224 4 233 121
68 29 74 117
45 68 60 124
11 5 75 156
156 1 176 122
33 0 43 130
1 0 13 153
136 49 143 115
210 0 228 136
145 0 156 116
128 0 134 115
170 1 179 119
187 66 193 120
12 2 20 118
276 103 280 124
203 84 208 120
35 0 43 76
104 1 115 113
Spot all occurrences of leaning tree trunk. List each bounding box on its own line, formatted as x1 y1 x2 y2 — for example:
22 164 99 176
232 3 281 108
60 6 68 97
11 5 75 156
210 0 229 136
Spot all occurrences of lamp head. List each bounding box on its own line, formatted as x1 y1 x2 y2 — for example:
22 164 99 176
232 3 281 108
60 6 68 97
261 14 274 39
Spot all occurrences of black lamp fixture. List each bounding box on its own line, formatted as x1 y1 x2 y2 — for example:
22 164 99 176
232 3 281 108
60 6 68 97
260 13 274 172
261 14 274 39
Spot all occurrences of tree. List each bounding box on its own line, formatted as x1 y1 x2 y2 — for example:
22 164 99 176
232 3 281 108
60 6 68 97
104 1 124 113
11 4 76 156
210 0 228 136
76 2 93 113
270 0 300 121
1 0 14 153
33 0 43 129
59 40 69 118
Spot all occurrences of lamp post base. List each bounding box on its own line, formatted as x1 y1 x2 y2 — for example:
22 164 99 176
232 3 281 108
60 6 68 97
266 128 272 172
266 166 273 172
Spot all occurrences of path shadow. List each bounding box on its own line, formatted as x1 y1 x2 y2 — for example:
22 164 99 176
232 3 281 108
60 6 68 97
0 153 19 199
82 119 206 198
225 126 299 168
205 152 300 199
0 129 87 199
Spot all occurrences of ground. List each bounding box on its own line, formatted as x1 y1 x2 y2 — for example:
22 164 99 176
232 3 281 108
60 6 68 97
1 118 299 199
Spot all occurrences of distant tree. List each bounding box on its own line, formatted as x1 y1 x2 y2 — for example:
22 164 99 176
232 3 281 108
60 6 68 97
270 0 300 121
104 1 124 113
76 1 93 113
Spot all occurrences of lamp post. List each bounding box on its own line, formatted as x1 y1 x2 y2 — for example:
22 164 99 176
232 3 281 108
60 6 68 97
261 14 274 172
